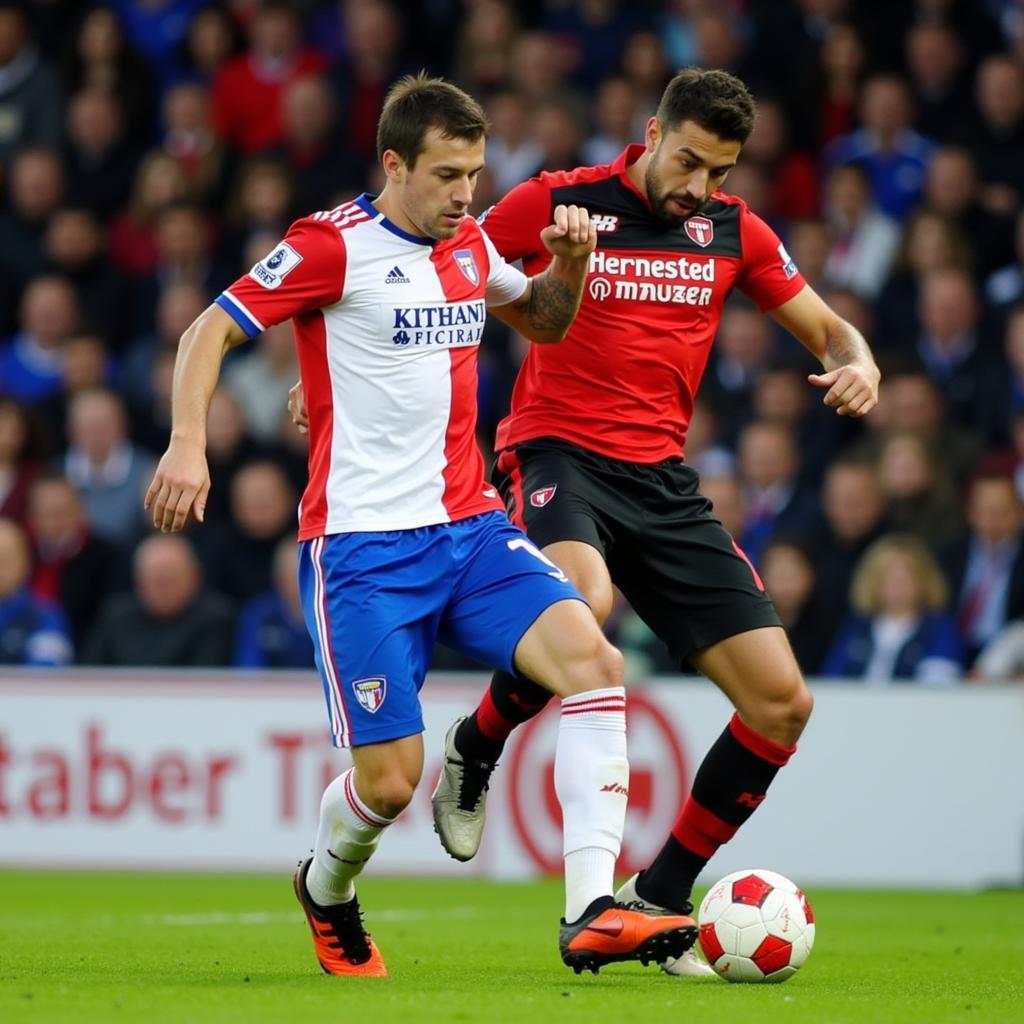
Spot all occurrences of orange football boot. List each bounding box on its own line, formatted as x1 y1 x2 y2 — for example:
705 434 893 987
293 858 388 977
559 897 698 974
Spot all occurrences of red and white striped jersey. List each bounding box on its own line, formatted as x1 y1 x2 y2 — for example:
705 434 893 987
216 194 527 540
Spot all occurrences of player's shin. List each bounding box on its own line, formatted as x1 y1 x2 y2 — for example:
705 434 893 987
639 712 796 910
555 687 628 922
306 767 395 906
455 670 553 762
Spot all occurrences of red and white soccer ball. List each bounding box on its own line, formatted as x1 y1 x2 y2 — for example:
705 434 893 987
698 868 815 983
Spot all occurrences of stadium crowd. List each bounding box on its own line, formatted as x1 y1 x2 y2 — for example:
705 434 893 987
1 0 1023 683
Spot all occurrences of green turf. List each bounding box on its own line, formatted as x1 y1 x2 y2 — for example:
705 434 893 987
1 872 1021 1024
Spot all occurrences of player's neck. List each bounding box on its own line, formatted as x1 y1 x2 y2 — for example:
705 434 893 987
624 149 650 195
371 188 430 240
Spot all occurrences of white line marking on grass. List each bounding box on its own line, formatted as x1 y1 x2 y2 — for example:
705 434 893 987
145 907 479 926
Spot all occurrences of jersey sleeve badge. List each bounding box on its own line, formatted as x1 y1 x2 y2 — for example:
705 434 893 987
250 241 304 289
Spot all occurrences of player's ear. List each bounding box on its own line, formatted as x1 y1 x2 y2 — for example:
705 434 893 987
645 117 661 154
381 148 405 184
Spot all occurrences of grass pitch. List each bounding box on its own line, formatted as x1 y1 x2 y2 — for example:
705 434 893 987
1 872 1021 1024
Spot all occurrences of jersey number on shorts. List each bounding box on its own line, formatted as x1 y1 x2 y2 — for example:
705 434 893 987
506 537 569 582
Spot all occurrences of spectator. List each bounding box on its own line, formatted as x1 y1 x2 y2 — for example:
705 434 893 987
914 267 992 430
108 150 193 277
875 429 964 547
0 2 62 169
331 0 406 167
197 459 296 603
454 0 518 96
805 20 866 150
530 100 586 175
0 145 65 292
875 209 971 348
271 75 358 214
619 30 671 128
972 620 1024 682
986 209 1024 313
161 81 231 206
63 87 141 223
44 207 133 349
234 536 313 669
26 473 117 652
977 305 1024 447
107 0 207 88
822 533 964 684
62 387 154 549
703 304 775 437
699 469 745 541
760 538 832 675
821 162 900 301
736 419 821 567
0 398 46 523
0 274 79 403
958 55 1024 216
485 91 542 195
35 330 112 447
0 515 72 666
940 473 1024 666
821 73 935 221
83 533 234 667
739 96 818 227
221 159 294 269
785 218 830 292
61 6 154 137
180 5 243 84
904 21 972 142
922 146 1014 280
582 76 638 168
224 320 299 445
814 455 889 626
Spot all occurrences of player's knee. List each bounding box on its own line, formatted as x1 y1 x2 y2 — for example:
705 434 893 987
361 773 416 819
764 673 813 744
561 634 624 696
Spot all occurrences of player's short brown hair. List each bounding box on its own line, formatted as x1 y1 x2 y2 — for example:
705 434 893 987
656 67 755 143
376 73 489 168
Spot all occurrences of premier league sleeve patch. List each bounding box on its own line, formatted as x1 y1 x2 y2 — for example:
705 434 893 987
777 242 798 280
454 249 479 286
250 241 303 289
352 675 387 713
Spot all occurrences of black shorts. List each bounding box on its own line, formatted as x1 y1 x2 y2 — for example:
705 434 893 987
493 437 780 666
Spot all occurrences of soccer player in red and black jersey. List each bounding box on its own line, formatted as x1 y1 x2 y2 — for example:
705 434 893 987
429 67 880 976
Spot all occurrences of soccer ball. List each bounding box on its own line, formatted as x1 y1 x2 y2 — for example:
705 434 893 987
697 868 815 983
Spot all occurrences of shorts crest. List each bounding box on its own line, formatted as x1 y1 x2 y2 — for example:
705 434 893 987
352 676 387 713
530 485 557 508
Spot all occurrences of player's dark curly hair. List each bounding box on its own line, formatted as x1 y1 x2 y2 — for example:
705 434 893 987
377 72 489 168
656 67 756 143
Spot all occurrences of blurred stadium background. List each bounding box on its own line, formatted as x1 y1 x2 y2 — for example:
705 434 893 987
1 0 1023 888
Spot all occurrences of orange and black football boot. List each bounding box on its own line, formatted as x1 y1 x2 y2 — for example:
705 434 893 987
559 895 698 974
293 858 388 977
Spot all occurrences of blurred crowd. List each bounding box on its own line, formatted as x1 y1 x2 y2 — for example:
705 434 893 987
1 0 1024 684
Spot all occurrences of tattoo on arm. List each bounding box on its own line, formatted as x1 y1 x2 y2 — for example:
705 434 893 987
514 272 580 334
824 319 873 370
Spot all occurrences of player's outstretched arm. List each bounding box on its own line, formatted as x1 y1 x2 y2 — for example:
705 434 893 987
769 285 880 418
489 204 596 344
144 304 249 532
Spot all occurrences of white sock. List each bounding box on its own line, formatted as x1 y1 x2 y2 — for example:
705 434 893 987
306 768 394 906
555 687 628 922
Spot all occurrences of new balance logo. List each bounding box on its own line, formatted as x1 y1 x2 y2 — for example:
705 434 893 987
385 265 410 283
592 214 619 232
736 792 766 809
600 782 629 796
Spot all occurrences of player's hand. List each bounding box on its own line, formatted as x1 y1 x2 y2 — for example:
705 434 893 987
288 380 308 434
808 362 880 417
540 204 597 262
143 438 211 532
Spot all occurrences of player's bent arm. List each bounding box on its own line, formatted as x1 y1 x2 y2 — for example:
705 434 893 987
143 304 250 532
769 284 881 418
488 203 596 344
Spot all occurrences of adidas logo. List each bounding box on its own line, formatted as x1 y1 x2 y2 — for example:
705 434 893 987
385 265 410 284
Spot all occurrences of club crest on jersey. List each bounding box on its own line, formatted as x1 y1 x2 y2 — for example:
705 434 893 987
454 249 479 286
530 485 557 508
352 676 387 713
684 216 714 248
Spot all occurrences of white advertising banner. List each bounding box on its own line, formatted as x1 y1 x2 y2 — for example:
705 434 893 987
0 672 1021 888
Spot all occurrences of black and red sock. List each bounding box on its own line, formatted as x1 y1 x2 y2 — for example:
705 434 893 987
454 670 553 763
637 712 796 911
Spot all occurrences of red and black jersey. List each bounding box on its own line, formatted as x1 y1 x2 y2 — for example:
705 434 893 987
483 145 806 463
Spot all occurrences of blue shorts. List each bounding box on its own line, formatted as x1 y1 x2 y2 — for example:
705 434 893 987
297 511 584 747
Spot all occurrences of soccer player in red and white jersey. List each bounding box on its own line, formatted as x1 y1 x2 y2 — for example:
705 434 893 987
429 68 881 976
145 75 697 979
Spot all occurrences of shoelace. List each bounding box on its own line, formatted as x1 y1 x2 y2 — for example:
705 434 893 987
320 898 372 964
451 755 497 813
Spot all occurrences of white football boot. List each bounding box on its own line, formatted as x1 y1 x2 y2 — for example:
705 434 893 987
615 873 716 977
430 716 496 862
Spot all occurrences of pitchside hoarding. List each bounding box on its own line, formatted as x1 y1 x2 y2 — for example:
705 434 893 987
0 672 1021 887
